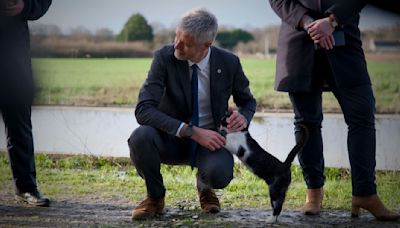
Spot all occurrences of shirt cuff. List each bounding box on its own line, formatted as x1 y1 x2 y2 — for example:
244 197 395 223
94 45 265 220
175 122 185 137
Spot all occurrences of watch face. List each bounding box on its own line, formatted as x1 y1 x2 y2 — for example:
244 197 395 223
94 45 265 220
331 19 338 28
184 126 193 138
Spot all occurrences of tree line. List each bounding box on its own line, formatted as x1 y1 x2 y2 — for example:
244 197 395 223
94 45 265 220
30 13 400 58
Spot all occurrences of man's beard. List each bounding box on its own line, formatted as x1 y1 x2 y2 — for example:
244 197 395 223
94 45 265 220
174 50 188 61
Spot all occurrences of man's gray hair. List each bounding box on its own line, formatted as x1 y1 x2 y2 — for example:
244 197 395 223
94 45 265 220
178 8 218 44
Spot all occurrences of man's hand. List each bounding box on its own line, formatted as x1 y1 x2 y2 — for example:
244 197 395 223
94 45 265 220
0 0 24 17
226 107 248 132
314 34 335 50
308 17 335 50
192 127 226 151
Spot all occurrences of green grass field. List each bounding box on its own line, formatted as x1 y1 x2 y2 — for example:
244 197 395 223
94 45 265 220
1 153 399 211
32 57 400 113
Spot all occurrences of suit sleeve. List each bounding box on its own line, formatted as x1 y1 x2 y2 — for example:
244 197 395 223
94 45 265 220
324 0 367 24
21 0 52 20
269 0 310 30
135 51 182 135
231 57 257 125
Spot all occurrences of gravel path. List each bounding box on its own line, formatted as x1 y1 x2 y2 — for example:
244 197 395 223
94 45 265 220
1 192 399 227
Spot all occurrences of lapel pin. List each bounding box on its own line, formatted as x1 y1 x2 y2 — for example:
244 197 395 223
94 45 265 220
217 69 222 74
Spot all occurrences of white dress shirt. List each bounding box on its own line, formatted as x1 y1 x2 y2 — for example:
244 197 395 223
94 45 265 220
176 48 214 136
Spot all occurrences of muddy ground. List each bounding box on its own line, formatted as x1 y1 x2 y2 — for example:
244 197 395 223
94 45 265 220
0 191 399 227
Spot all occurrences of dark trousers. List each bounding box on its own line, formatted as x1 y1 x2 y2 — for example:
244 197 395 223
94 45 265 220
1 105 37 193
128 126 234 198
289 84 377 196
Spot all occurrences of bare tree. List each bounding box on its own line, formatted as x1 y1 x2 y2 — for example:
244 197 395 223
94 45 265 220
69 26 92 41
94 28 114 42
29 23 62 37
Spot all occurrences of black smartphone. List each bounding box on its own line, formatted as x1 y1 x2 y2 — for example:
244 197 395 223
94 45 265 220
314 30 345 50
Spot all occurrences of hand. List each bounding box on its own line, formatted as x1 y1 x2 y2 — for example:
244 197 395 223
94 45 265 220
0 0 24 16
226 107 248 132
315 34 335 50
192 127 226 151
308 17 335 50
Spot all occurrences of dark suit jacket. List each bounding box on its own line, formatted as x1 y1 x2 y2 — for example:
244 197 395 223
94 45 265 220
135 45 257 136
0 0 52 105
269 0 371 92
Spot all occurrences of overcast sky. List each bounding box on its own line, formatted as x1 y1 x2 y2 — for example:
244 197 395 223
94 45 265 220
32 0 400 34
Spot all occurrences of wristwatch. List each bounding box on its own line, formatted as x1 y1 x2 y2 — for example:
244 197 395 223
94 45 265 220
181 124 193 138
329 14 338 28
303 18 314 32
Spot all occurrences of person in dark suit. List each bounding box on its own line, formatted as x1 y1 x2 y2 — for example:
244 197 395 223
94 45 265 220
0 0 52 207
128 8 256 219
269 0 399 221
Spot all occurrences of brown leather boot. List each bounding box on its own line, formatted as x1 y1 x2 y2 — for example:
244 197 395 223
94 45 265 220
352 194 400 221
303 188 323 215
198 189 220 213
132 196 165 220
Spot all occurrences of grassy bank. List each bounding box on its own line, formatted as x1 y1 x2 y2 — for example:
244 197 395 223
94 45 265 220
32 57 400 113
0 153 399 211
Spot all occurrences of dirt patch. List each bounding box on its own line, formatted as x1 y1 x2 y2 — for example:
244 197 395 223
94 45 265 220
1 192 399 227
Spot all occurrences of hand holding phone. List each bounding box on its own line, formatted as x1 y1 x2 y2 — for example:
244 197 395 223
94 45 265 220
314 30 345 50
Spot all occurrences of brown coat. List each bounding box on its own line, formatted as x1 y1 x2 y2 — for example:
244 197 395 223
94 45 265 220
269 0 370 92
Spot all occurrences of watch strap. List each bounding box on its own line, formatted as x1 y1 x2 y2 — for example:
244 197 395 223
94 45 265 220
182 124 193 138
329 14 338 28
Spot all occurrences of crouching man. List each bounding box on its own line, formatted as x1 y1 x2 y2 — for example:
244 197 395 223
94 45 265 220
128 8 256 219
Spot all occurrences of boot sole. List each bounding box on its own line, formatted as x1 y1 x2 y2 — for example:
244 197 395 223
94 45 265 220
15 195 50 207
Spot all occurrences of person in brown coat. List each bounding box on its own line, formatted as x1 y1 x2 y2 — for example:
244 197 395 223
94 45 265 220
269 0 399 221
